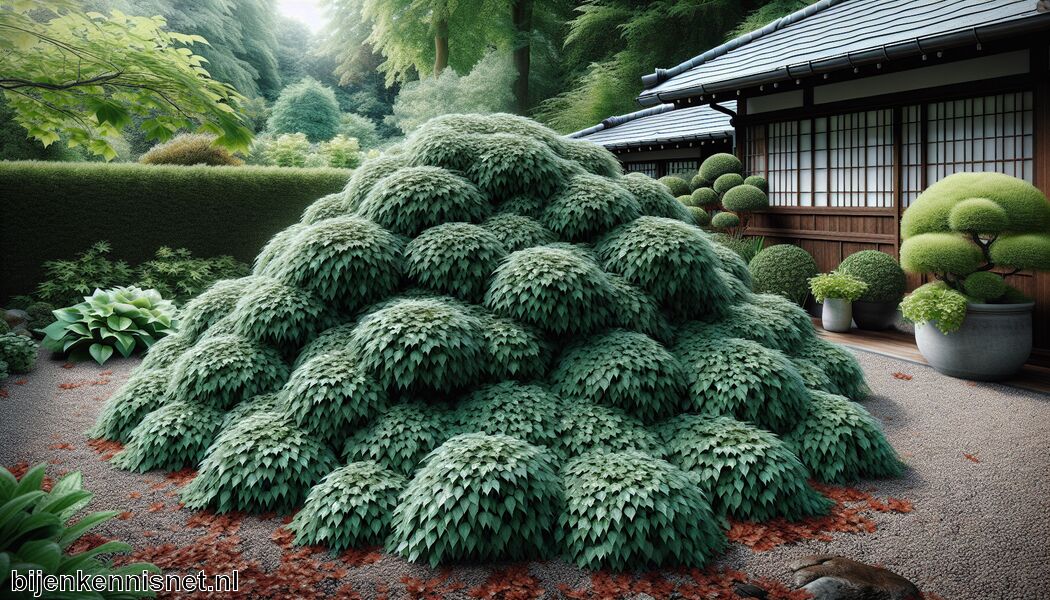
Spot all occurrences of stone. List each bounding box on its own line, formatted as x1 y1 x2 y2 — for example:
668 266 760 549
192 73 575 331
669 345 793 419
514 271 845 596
3 309 29 329
790 556 921 600
734 582 768 598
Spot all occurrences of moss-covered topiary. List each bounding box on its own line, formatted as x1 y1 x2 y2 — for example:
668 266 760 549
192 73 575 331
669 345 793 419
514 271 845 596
786 391 904 483
480 213 556 252
988 233 1050 273
358 166 489 237
289 461 405 551
343 402 454 476
902 172 1050 237
962 271 1006 302
749 244 818 305
658 176 691 197
660 415 832 521
112 400 225 472
541 173 642 242
837 250 906 303
710 211 740 229
743 175 768 192
699 153 742 182
558 450 725 570
389 433 561 566
713 173 745 195
90 368 171 443
405 223 508 301
791 337 870 401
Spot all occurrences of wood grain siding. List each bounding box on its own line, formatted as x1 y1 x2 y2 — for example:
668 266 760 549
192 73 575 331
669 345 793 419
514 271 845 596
749 207 897 271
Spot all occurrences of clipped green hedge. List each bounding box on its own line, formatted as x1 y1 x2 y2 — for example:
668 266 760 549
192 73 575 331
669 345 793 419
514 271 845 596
0 161 350 301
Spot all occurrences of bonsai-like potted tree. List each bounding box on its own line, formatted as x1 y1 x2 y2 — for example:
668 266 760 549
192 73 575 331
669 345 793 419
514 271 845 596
837 250 907 330
809 272 868 333
899 172 1050 380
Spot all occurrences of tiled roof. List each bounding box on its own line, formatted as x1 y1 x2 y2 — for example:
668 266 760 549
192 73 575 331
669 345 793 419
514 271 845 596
568 102 734 149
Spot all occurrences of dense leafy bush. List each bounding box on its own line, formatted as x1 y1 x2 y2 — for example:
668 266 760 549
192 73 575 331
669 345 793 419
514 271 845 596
167 334 289 409
138 331 194 371
469 134 568 200
557 138 623 178
342 154 409 210
112 400 225 472
792 337 870 401
455 382 562 447
319 135 362 169
177 277 259 341
710 211 740 229
140 133 243 166
182 411 338 513
722 184 768 212
606 275 674 343
559 450 725 570
259 132 314 167
267 78 342 142
300 193 350 224
339 112 382 149
699 153 742 182
749 244 818 305
620 173 693 222
660 415 832 521
390 434 561 566
555 401 663 459
90 367 171 443
791 357 836 393
691 187 720 207
359 166 489 237
228 277 327 348
542 173 642 242
962 271 1007 302
786 391 904 483
837 250 906 303
0 464 159 598
33 241 133 307
809 272 868 302
41 287 178 365
0 333 37 373
405 223 508 301
709 242 752 286
480 214 557 252
713 173 745 195
343 402 454 476
658 175 691 196
289 461 405 551
899 281 969 334
477 314 550 380
134 247 249 304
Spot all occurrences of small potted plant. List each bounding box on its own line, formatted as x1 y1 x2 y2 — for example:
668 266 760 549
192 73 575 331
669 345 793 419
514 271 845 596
899 172 1050 380
837 250 906 330
809 272 868 332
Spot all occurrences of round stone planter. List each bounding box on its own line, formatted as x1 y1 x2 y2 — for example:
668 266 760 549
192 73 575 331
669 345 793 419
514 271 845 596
821 298 853 332
852 300 899 331
914 302 1034 381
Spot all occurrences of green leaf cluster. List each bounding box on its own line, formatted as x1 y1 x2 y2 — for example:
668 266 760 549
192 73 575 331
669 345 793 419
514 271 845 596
479 214 557 253
809 273 869 303
177 277 261 342
343 402 455 476
621 173 694 223
899 282 969 335
112 400 225 473
90 367 172 443
791 337 871 401
0 333 37 374
134 247 249 305
555 401 663 459
267 78 342 143
455 382 562 448
358 166 489 237
658 176 691 197
34 241 133 307
405 223 508 302
167 334 289 409
541 173 642 242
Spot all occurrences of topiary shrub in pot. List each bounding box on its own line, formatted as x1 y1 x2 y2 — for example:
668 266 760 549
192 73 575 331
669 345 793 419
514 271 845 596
837 250 907 330
809 272 868 333
899 172 1050 379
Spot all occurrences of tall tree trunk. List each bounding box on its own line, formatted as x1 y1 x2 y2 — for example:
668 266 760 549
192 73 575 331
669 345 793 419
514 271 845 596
511 0 533 114
433 16 449 75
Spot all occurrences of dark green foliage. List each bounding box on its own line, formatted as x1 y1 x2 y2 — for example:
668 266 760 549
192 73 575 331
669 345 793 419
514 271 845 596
134 247 249 304
229 277 326 348
660 415 832 521
24 301 56 330
597 216 728 319
691 187 720 207
751 293 818 348
689 206 711 225
713 173 745 195
690 174 710 189
948 198 1008 234
281 351 388 448
358 166 489 237
899 281 968 335
786 391 904 484
224 392 282 427
112 400 225 473
178 277 260 341
168 334 289 410
743 175 768 193
721 184 769 212
480 214 557 252
289 461 406 551
406 223 508 301
90 368 171 443
962 271 1006 302
300 193 351 224
550 330 684 423
0 333 36 373
405 125 481 172
676 337 810 434
140 133 244 166
293 323 356 368
479 314 550 381
621 173 692 223
709 242 752 286
342 154 410 210
265 217 405 312
606 275 673 343
749 244 818 305
138 332 194 371
254 224 308 275
0 359 6 380
343 402 454 476
485 245 615 336
699 153 742 182
681 300 807 354
837 250 907 303
389 434 562 566
791 357 836 393
350 298 487 393
0 464 159 597
711 233 762 263
34 241 133 307
541 173 642 242
792 338 870 401
555 401 663 459
558 450 725 570
182 411 339 513
556 138 622 177
467 134 568 200
710 212 740 229
455 382 562 448
267 78 342 142
495 194 547 219
0 162 349 303
658 176 691 197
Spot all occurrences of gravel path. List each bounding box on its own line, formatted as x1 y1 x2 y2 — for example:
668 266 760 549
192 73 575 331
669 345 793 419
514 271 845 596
2 346 1049 599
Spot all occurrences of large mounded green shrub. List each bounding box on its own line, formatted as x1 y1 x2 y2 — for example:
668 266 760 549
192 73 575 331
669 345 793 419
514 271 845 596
96 112 890 571
749 244 819 305
267 78 342 142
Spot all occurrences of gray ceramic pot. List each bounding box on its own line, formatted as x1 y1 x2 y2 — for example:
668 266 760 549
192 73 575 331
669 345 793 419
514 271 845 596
852 300 899 330
914 302 1034 381
821 298 853 332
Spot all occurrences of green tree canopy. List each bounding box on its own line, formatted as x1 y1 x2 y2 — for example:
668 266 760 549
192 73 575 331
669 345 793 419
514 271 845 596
267 77 342 142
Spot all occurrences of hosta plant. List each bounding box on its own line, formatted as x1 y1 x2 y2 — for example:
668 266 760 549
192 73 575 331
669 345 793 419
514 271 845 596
0 465 159 598
41 287 178 365
899 281 968 334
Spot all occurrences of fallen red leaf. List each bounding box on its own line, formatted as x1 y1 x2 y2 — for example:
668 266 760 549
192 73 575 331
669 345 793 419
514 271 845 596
86 438 123 461
14 379 27 385
892 372 912 380
48 442 74 451
146 502 165 513
117 511 133 521
128 491 142 499
963 453 981 463
61 362 74 369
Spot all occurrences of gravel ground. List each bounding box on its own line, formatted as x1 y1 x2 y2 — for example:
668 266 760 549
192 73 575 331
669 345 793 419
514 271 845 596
2 346 1049 599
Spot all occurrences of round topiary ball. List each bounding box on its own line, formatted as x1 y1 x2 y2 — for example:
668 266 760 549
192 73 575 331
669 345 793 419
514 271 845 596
837 250 907 303
791 337 870 401
349 297 488 393
658 176 691 197
167 334 289 410
721 184 769 212
456 381 562 447
480 213 556 252
621 173 693 222
676 336 810 434
748 244 818 305
466 133 568 200
900 232 983 276
710 212 740 229
558 450 726 570
343 402 454 476
988 233 1050 272
677 194 694 206
691 187 720 207
699 153 742 182
555 401 663 459
280 350 388 448
357 166 489 237
541 172 642 242
786 390 904 484
405 223 508 302
688 206 711 226
111 400 225 472
228 277 327 349
181 411 339 513
90 367 172 443
690 173 710 190
713 173 745 195
288 461 406 551
743 175 768 193
0 332 37 373
948 197 1009 234
962 271 1006 302
549 329 685 423
484 245 615 336
343 154 410 210
660 414 832 521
